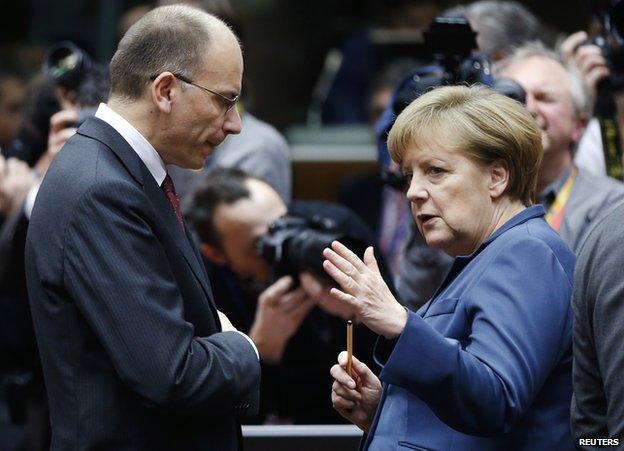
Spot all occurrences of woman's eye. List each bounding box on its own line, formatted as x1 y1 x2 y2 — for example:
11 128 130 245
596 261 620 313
427 166 445 176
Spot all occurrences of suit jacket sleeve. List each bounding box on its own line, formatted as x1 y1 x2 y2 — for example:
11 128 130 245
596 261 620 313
375 236 572 435
62 179 260 412
571 211 624 441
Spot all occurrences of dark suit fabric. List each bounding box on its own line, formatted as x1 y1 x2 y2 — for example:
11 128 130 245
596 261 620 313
571 200 624 445
0 208 50 451
25 118 260 451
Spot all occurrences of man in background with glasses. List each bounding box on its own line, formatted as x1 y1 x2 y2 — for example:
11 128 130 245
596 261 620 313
24 5 260 451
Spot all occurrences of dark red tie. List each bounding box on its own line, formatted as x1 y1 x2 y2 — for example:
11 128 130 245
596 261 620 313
161 174 184 228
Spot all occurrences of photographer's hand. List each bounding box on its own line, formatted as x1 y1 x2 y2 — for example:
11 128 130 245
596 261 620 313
0 156 36 216
249 275 315 363
35 109 78 177
561 31 610 100
299 271 356 320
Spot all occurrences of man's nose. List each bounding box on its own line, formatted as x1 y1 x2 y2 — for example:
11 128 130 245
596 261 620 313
223 105 242 135
524 93 539 118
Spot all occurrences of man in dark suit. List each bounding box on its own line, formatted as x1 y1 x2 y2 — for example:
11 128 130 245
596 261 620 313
571 200 624 447
25 5 260 451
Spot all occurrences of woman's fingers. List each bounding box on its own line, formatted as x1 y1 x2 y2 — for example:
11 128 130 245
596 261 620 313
330 240 368 272
322 259 359 296
332 381 361 406
323 246 359 279
363 246 380 273
330 362 357 389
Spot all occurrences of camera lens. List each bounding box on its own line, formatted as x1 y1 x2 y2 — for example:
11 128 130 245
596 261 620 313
42 42 89 91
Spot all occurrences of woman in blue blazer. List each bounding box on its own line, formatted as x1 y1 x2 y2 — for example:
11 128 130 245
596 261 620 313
325 85 575 450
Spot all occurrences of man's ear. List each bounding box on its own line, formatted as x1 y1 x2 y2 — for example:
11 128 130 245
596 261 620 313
201 243 227 265
571 113 587 146
149 72 177 114
489 159 510 199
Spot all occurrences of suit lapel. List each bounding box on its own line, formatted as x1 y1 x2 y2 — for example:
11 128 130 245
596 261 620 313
78 118 217 315
141 166 216 308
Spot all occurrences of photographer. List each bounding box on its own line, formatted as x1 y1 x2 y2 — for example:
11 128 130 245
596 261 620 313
0 70 25 154
188 167 382 424
495 42 624 253
561 27 624 179
0 43 108 451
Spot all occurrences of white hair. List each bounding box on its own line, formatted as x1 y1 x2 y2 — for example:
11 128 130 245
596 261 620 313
493 41 591 118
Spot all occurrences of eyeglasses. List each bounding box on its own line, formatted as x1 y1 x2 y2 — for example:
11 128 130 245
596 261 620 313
150 73 239 113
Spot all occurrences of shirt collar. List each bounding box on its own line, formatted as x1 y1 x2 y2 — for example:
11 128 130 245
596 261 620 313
538 165 572 208
95 103 167 185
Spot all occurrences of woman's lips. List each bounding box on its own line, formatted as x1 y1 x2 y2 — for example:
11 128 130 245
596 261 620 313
417 213 437 227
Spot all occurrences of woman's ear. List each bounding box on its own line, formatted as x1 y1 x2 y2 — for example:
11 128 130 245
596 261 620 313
149 72 177 114
488 159 510 199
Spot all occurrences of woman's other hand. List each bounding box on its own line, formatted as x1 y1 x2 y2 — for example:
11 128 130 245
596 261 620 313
330 351 381 432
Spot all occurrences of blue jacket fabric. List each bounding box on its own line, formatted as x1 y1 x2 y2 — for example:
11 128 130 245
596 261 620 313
365 205 575 450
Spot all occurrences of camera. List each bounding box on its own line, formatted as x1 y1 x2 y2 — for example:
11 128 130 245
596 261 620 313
589 0 624 77
257 214 369 282
392 15 525 117
380 15 526 191
3 42 108 166
43 41 109 110
43 41 94 92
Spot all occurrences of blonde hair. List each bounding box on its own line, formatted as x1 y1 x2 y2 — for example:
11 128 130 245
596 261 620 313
387 84 542 205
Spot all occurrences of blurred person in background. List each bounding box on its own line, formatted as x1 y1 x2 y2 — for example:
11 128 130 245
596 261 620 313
0 70 26 153
188 167 381 424
451 0 540 61
495 42 624 252
560 29 624 179
321 0 441 125
328 84 575 450
0 43 109 451
571 197 624 447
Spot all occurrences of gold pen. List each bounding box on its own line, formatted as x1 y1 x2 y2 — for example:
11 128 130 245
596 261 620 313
346 319 354 378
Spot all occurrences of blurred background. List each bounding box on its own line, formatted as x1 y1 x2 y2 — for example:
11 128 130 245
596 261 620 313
0 0 593 129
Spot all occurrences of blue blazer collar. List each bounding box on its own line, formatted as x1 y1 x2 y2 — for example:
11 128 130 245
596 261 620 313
475 205 546 253
425 205 546 305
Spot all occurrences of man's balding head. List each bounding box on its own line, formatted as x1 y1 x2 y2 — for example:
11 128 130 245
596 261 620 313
109 4 238 100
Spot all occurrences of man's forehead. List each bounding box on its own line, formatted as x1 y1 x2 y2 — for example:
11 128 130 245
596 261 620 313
503 56 567 81
198 37 243 85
